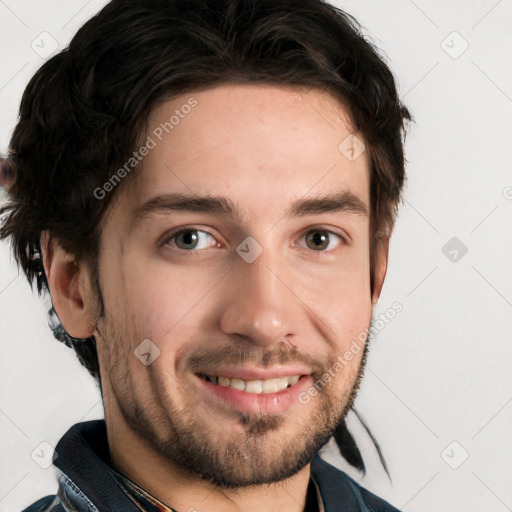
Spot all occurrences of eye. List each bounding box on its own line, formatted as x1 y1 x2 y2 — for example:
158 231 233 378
298 228 345 252
160 228 218 251
160 226 346 254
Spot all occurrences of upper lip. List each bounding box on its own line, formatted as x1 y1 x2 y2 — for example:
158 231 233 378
197 366 311 380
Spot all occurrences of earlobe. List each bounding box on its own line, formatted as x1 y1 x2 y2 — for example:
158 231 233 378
41 230 95 338
371 234 390 305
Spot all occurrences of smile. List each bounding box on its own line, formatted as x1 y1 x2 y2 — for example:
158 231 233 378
197 373 301 394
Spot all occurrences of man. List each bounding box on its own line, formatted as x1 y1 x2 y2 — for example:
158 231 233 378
0 0 411 510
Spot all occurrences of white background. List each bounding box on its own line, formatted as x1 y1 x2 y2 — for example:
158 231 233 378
1 1 511 511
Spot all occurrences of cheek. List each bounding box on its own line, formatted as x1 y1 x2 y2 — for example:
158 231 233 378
304 247 372 353
118 256 218 342
317 288 371 354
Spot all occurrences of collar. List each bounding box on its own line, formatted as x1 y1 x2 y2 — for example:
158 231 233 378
53 419 398 512
108 463 325 512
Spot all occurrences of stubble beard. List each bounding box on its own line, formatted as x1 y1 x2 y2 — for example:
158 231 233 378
99 314 372 489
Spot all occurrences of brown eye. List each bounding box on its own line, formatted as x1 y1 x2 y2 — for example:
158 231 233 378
303 229 344 252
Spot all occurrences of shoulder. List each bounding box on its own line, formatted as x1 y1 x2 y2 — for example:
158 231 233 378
352 484 402 512
311 455 402 512
20 495 65 512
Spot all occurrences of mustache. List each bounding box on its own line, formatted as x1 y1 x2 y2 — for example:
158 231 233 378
186 341 330 377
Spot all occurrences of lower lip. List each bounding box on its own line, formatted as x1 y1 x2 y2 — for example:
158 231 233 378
195 374 313 415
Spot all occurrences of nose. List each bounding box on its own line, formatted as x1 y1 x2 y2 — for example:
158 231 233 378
219 244 300 348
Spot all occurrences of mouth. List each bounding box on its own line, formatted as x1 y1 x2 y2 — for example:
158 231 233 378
194 371 313 415
196 373 303 394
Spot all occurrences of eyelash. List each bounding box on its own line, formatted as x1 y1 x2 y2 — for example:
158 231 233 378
159 226 347 255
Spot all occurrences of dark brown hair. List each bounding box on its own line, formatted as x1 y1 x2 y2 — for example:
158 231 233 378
0 0 411 473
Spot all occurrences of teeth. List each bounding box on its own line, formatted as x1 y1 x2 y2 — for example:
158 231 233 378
245 380 263 393
288 375 300 386
262 379 278 393
203 374 301 393
230 378 245 391
218 376 230 387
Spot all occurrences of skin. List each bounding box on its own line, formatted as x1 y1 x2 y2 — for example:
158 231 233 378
42 83 390 512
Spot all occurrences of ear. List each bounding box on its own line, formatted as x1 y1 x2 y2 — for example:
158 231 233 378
371 232 390 305
40 230 95 338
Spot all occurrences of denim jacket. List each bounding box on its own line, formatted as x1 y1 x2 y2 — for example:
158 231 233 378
21 420 401 512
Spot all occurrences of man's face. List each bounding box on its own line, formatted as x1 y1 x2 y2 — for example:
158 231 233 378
90 84 375 487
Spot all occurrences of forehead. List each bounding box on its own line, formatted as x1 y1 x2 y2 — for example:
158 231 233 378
121 83 370 227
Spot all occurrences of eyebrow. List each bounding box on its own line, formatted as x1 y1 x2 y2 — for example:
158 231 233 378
130 190 369 230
